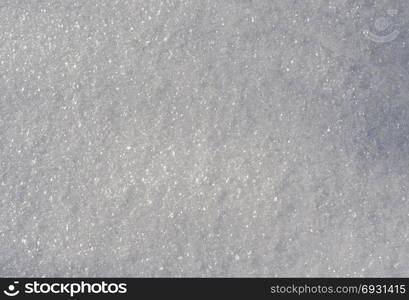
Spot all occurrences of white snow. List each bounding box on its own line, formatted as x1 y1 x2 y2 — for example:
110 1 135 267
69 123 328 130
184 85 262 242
0 0 409 277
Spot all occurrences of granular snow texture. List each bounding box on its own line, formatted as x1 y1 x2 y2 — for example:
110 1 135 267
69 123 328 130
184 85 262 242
1 0 409 277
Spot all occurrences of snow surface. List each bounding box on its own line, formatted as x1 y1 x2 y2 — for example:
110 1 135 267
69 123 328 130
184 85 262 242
1 0 409 277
